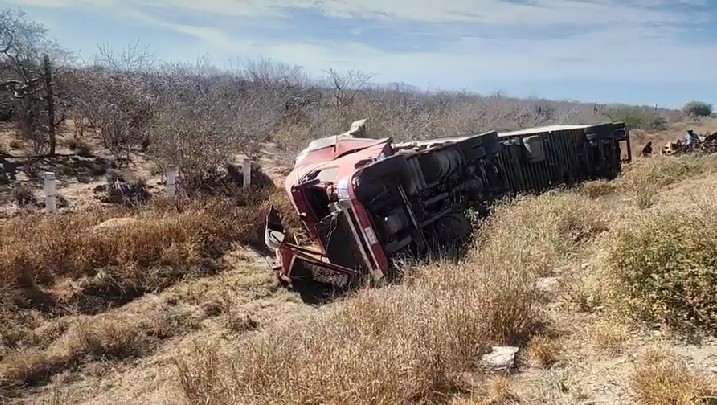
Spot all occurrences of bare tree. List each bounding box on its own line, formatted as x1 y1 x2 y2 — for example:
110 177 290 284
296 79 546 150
325 68 373 110
0 8 70 156
93 39 156 73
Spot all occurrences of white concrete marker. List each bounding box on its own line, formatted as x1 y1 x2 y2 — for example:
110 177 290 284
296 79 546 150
243 158 251 189
166 168 177 198
43 172 57 213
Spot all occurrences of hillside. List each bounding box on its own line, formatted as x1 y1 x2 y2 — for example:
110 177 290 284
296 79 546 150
2 117 717 405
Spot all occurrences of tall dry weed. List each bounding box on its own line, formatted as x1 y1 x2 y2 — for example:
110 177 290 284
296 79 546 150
173 189 613 404
474 192 610 277
616 155 717 208
630 347 714 405
595 196 717 335
0 193 273 304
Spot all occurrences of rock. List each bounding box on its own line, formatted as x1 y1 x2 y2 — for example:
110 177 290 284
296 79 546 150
581 262 591 269
537 276 560 293
92 217 139 232
481 346 520 372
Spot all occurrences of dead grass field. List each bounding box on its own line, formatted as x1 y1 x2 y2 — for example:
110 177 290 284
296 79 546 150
2 121 717 405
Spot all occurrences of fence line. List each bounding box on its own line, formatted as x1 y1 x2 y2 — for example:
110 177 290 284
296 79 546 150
40 160 255 211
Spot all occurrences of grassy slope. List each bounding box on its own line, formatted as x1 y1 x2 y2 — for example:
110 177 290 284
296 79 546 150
3 122 717 405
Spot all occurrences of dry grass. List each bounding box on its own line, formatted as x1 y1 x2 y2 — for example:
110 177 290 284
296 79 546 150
0 191 281 306
0 188 290 394
451 376 519 405
630 347 714 405
580 179 618 199
0 251 288 395
590 319 631 355
595 196 717 335
524 336 560 369
171 190 614 405
615 154 717 208
174 276 520 405
61 137 93 157
475 192 610 277
0 296 203 387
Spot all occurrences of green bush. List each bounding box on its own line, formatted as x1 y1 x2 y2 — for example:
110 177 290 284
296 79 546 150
601 206 717 334
682 101 713 117
604 107 667 131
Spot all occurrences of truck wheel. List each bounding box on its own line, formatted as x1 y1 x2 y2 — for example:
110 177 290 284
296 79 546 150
434 212 472 245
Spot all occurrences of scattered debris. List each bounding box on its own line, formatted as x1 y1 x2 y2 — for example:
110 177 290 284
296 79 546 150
481 346 521 372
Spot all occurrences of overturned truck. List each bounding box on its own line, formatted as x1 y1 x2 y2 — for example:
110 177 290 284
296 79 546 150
265 120 631 294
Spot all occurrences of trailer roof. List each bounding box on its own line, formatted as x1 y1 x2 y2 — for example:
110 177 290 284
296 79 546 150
499 124 596 137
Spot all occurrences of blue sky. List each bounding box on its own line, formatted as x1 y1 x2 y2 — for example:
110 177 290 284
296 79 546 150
2 0 716 108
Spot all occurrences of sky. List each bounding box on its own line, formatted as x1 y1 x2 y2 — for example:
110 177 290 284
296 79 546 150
1 0 716 108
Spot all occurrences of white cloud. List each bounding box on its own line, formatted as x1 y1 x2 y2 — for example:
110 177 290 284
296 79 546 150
7 0 708 26
232 28 717 85
5 0 716 89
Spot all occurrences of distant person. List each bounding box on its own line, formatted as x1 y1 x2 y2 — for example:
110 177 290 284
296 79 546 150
685 129 700 151
640 141 653 157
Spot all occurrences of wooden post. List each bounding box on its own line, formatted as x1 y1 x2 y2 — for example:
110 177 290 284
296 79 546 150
243 158 251 189
43 54 57 157
166 168 176 198
44 172 57 213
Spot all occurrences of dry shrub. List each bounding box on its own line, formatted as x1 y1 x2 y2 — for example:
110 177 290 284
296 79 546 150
102 169 150 205
52 316 153 361
616 155 717 208
0 191 273 309
597 199 717 335
171 189 614 404
8 139 22 150
11 184 36 207
630 347 713 405
591 318 631 355
479 376 518 405
173 254 542 403
62 138 92 157
223 310 259 333
452 375 518 405
559 270 605 313
580 179 618 199
1 349 56 386
524 336 560 369
476 192 610 277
